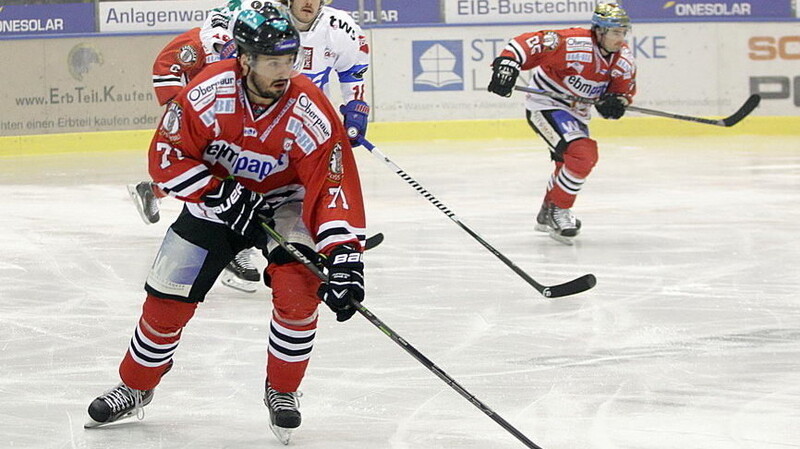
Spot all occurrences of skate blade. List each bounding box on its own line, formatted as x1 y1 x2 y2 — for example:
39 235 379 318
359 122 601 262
547 230 575 246
127 185 158 225
220 272 259 293
534 223 549 233
268 423 293 445
83 412 136 429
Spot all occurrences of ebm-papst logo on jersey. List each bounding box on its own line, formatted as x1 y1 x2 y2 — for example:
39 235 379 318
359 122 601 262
412 40 463 92
564 75 608 99
203 140 289 182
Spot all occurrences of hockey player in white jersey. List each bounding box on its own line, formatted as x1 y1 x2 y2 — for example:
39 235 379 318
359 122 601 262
285 0 371 144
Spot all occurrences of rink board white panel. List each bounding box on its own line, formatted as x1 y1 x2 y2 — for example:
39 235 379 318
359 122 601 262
369 22 800 121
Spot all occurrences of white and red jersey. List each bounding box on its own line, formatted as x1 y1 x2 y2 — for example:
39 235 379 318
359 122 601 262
149 59 366 253
295 6 370 104
500 27 637 122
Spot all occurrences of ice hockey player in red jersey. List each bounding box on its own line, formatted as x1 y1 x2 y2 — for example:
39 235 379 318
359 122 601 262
488 2 636 245
132 0 373 292
86 7 366 445
130 1 279 293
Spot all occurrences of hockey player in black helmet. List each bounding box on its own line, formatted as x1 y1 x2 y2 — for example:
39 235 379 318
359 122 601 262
233 6 300 102
85 3 369 446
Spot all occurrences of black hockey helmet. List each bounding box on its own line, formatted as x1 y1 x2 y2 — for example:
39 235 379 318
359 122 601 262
233 5 300 56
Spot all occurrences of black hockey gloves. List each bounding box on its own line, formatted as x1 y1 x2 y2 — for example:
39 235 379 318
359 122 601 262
488 56 521 98
202 178 268 245
340 100 370 145
317 244 364 322
595 94 628 120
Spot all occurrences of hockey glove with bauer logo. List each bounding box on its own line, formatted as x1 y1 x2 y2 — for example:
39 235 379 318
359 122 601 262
317 244 364 322
488 56 521 98
202 178 269 246
340 100 370 145
595 94 628 120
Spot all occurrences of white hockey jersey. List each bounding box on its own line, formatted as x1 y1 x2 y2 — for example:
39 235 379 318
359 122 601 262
295 6 370 104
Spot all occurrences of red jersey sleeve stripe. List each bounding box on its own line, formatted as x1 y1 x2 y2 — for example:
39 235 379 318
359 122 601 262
159 165 213 198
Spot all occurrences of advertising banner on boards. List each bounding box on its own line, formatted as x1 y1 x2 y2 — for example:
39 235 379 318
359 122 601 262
444 0 597 24
624 0 794 21
444 0 796 24
0 3 95 37
368 21 799 123
98 0 219 33
335 0 442 25
0 35 172 136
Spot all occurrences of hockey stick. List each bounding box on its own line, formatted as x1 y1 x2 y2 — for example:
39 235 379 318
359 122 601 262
357 137 595 298
514 85 761 127
258 220 546 449
364 232 384 251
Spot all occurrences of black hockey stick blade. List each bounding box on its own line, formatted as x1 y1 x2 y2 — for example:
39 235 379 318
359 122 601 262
364 233 385 251
542 273 597 298
722 94 761 127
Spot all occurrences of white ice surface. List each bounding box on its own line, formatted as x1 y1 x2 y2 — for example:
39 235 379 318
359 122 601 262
0 136 798 449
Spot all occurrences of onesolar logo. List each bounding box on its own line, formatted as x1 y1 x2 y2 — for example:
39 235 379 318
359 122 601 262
661 1 752 16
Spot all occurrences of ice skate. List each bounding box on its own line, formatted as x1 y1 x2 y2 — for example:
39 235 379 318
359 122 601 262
536 202 581 246
220 248 260 293
127 181 160 225
84 382 154 428
264 383 301 445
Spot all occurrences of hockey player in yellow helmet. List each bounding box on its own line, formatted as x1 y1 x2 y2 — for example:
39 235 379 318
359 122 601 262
488 1 637 244
591 2 632 55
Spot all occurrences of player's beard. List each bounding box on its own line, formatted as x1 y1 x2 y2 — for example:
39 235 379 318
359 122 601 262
245 77 287 103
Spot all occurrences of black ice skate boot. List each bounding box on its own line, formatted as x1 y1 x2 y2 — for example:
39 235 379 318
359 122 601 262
84 383 154 428
538 202 582 245
264 382 301 445
220 248 261 293
127 181 161 224
535 202 550 233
